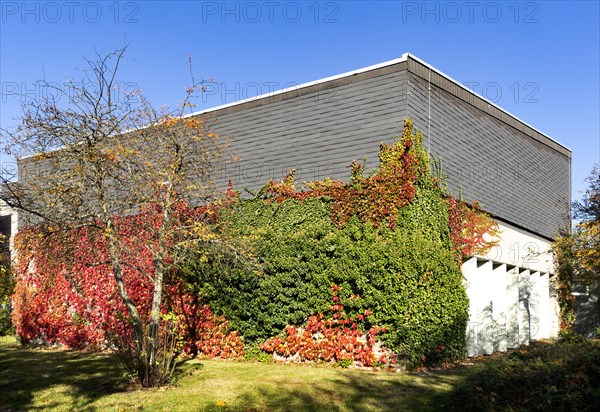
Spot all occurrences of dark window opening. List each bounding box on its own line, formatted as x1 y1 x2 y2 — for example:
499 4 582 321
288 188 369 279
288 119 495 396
0 215 11 262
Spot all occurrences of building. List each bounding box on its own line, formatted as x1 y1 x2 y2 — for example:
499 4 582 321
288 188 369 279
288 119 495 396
8 53 572 356
0 201 17 262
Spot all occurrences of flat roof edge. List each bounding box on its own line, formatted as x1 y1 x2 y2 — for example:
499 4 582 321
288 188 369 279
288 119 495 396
182 55 409 120
19 53 571 161
404 53 571 155
184 52 570 157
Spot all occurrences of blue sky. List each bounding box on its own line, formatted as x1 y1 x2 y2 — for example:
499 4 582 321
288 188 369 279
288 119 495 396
1 0 598 206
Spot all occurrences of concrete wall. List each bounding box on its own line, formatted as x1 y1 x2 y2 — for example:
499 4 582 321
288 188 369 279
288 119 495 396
463 221 560 357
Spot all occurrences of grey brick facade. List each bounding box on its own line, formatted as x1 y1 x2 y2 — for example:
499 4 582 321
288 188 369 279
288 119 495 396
18 54 571 240
406 72 570 240
201 55 570 240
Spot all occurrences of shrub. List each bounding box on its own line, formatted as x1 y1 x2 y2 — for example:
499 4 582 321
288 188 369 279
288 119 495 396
0 265 13 336
0 243 13 336
0 303 12 336
448 338 600 411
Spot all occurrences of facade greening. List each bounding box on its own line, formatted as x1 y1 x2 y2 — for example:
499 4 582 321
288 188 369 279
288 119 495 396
10 53 571 356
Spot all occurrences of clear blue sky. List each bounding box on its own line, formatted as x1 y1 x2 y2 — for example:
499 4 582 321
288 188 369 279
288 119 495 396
1 0 598 206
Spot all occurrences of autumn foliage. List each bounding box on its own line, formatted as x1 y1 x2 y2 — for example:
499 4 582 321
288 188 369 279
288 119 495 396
257 121 421 230
446 197 499 263
10 119 498 367
12 201 243 358
258 119 496 260
260 285 394 367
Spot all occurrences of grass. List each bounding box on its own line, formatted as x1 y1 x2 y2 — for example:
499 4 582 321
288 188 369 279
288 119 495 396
1 335 599 411
0 335 464 411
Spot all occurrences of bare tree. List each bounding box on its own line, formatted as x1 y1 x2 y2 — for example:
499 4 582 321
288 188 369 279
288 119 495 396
0 46 230 386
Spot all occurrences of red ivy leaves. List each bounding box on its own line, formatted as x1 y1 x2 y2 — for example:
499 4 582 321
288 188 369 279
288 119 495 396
260 287 393 367
167 285 244 358
257 120 421 230
12 226 137 348
259 313 390 366
258 119 497 262
446 197 499 262
11 197 242 357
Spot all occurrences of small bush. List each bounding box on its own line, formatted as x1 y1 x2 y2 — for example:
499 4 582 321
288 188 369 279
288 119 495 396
0 304 13 336
244 345 272 363
111 316 183 387
0 264 13 336
337 358 353 368
448 338 600 411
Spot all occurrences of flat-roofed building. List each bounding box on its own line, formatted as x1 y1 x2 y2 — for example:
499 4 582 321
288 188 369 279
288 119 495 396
10 53 572 355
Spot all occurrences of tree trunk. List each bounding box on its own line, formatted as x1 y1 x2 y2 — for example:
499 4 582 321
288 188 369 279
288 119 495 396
106 230 144 354
148 187 171 368
148 259 164 366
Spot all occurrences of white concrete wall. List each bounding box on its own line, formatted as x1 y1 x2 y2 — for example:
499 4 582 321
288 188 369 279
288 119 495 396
483 222 554 273
464 221 560 357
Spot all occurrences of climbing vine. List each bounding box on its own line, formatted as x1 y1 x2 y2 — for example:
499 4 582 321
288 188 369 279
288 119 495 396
11 119 498 368
552 229 577 331
12 200 243 357
257 119 497 261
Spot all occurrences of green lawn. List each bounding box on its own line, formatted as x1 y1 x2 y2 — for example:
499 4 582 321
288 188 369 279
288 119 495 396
2 335 599 411
0 336 465 411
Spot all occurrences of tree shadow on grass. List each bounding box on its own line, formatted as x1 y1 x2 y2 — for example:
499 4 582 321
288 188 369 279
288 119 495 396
229 368 465 412
0 341 127 411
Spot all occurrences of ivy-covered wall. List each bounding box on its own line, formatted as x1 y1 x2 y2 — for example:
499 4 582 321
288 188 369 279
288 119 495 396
200 194 469 366
11 119 496 368
188 120 487 366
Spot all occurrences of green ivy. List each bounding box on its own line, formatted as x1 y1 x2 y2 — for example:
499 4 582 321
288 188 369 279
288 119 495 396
0 264 14 336
188 191 468 367
178 120 477 367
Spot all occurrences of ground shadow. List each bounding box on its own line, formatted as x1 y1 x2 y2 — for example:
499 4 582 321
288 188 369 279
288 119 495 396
229 368 466 412
444 339 600 412
0 340 127 411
